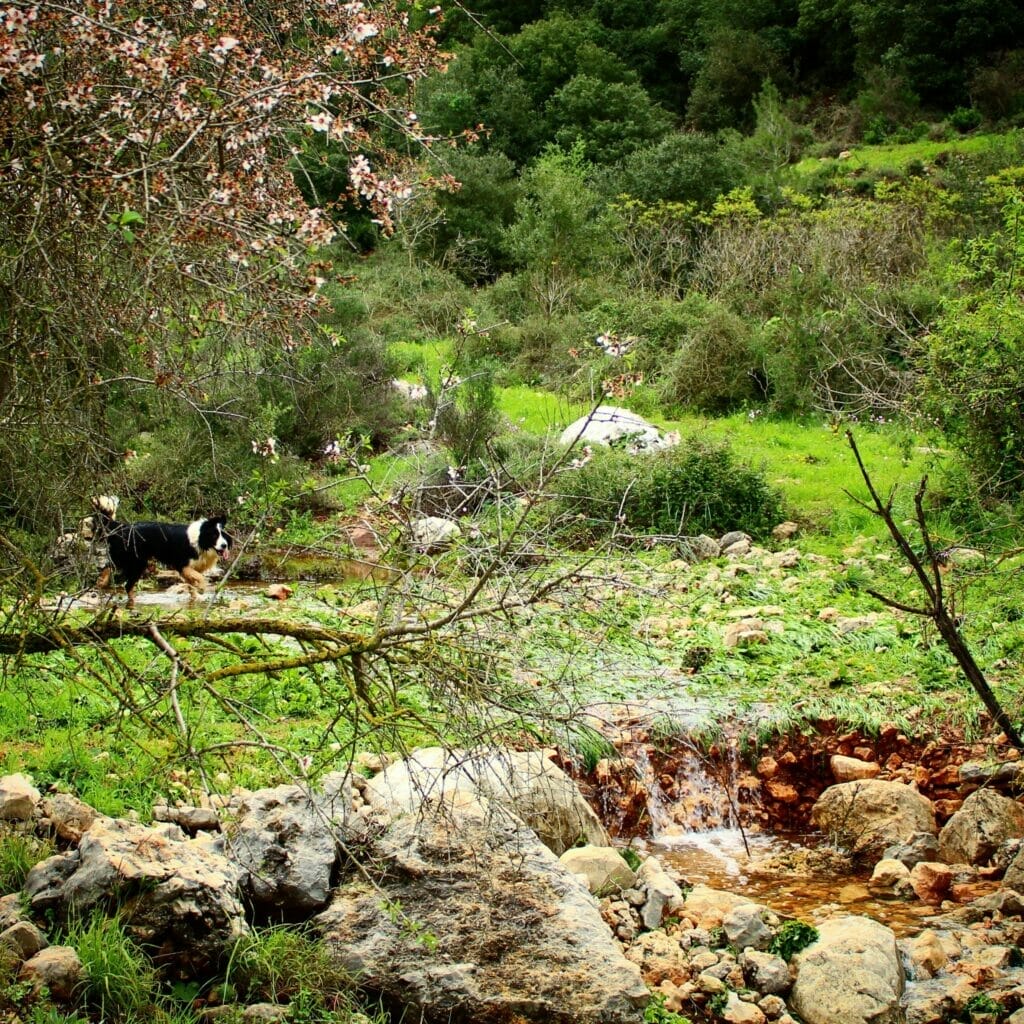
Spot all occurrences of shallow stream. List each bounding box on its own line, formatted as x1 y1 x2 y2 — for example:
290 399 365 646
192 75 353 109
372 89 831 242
648 827 939 936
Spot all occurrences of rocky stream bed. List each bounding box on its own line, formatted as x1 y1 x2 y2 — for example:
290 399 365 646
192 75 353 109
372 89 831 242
3 725 1024 1024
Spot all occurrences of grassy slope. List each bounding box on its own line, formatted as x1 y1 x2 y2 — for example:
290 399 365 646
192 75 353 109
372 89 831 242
795 129 1024 175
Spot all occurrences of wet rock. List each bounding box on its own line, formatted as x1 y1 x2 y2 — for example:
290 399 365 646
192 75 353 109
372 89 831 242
0 773 40 820
363 747 608 855
811 780 936 859
559 845 635 894
908 862 953 904
790 916 904 1024
939 789 1024 866
18 946 83 1001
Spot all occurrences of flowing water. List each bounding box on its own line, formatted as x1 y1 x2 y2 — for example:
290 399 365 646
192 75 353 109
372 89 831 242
628 742 938 936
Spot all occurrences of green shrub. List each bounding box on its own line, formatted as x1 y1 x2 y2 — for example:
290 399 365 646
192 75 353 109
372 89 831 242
643 992 692 1024
948 106 982 134
656 300 758 413
768 919 818 960
553 436 784 542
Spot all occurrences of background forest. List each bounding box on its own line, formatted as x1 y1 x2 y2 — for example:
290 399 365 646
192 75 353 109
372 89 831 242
3 0 1024 547
2 7 1024 1022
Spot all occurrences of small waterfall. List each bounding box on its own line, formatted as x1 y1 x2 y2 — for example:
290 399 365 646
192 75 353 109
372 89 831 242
628 741 758 841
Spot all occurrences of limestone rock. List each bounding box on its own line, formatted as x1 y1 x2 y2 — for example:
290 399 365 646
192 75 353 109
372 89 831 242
624 930 690 985
938 788 1024 866
723 993 767 1024
901 975 977 1024
831 755 880 783
40 791 101 842
811 780 936 859
559 846 635 894
19 946 83 1001
741 949 791 995
637 855 685 930
409 516 462 552
908 861 953 904
316 794 649 1024
363 747 608 855
0 921 47 960
790 916 904 1024
23 817 247 973
869 859 910 890
723 904 772 951
881 832 940 869
226 781 349 913
0 773 40 820
560 406 672 452
684 885 758 930
1004 846 1024 890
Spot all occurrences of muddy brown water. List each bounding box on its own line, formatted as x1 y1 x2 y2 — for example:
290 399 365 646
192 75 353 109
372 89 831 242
646 828 938 936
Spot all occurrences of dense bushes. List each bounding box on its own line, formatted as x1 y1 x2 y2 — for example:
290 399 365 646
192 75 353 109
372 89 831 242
552 436 784 543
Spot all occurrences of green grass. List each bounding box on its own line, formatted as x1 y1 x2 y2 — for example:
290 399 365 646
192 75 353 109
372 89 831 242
794 129 1024 176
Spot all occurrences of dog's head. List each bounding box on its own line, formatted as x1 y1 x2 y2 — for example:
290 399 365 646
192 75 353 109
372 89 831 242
200 515 233 561
94 495 120 517
86 495 120 536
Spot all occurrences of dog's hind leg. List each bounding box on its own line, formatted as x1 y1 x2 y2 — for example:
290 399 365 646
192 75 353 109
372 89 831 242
95 567 112 589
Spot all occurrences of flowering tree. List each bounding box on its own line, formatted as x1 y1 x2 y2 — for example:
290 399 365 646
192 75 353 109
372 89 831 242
0 0 449 520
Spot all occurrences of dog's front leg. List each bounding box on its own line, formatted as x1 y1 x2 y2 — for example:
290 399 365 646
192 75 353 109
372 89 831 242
180 566 208 599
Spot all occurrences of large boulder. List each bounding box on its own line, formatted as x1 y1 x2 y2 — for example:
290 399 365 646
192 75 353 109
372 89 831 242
23 818 247 972
316 793 649 1024
225 778 351 915
790 916 904 1024
363 747 608 854
559 406 674 452
938 788 1024 865
811 780 936 859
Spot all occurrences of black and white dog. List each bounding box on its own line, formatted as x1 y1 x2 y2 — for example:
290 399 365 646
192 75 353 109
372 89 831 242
91 498 232 606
